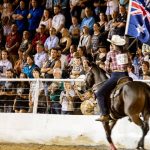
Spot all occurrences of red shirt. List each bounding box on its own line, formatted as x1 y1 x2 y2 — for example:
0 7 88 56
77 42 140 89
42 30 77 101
6 32 21 55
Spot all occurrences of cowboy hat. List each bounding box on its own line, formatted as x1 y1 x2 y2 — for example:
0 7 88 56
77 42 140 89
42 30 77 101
107 35 126 46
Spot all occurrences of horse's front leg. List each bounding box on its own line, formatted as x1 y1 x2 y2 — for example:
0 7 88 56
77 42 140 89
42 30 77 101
102 121 117 150
137 121 149 150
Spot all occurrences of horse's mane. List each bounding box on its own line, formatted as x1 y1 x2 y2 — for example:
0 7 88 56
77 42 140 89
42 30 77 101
91 63 107 75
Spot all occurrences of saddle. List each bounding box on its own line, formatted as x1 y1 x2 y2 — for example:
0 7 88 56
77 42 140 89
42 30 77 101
110 76 133 99
109 76 133 120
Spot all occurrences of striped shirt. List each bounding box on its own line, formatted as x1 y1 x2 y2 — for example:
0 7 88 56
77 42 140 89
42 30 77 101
105 50 130 72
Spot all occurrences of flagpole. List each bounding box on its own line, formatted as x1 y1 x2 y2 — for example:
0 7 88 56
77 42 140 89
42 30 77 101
125 0 132 35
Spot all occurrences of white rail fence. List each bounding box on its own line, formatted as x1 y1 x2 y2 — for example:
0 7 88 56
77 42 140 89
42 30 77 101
0 79 150 149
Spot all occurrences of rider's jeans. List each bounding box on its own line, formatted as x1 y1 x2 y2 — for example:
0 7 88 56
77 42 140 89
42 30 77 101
95 72 128 115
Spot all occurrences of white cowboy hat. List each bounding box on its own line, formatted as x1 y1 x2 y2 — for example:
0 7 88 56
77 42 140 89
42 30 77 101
107 35 126 46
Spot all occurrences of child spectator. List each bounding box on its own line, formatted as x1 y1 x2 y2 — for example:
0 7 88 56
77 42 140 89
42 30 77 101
70 57 83 79
60 81 75 114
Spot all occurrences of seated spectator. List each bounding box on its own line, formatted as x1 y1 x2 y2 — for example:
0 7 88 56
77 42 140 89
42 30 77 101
98 12 108 34
52 5 65 34
80 7 95 33
34 42 48 68
105 11 118 39
14 49 26 77
0 30 6 50
77 46 87 61
70 57 83 79
60 81 75 115
5 24 21 65
12 0 28 34
0 50 12 78
78 25 91 54
127 64 139 80
32 24 48 54
36 9 52 33
111 4 127 36
41 47 61 78
44 27 59 53
23 54 39 78
1 16 11 37
80 90 97 115
140 61 150 80
105 0 118 21
13 73 30 113
1 2 13 20
59 28 72 55
91 23 104 59
95 45 107 70
29 68 47 113
19 30 32 55
69 16 80 45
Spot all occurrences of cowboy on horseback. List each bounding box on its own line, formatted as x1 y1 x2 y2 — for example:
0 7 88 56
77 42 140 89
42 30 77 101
96 35 131 122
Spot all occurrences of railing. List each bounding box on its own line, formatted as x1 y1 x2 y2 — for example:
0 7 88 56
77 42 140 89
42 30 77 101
0 78 85 114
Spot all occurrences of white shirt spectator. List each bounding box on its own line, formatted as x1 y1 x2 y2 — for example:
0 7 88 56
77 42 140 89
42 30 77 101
34 51 48 68
106 0 119 15
0 59 12 78
78 34 91 53
44 35 59 51
52 13 65 32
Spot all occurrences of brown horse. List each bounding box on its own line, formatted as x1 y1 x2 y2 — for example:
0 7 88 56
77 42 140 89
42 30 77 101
85 63 150 150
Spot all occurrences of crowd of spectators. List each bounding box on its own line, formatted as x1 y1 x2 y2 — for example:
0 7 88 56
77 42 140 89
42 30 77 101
0 0 150 114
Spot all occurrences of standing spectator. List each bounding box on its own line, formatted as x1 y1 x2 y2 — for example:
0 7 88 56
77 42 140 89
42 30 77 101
48 82 62 114
29 68 47 113
44 27 59 52
13 73 30 113
5 24 21 65
0 50 12 78
0 69 16 112
34 42 48 68
27 0 43 39
23 54 39 78
52 5 65 34
60 81 75 114
12 0 28 34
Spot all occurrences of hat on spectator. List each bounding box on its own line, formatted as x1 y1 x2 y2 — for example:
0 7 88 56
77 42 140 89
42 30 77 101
83 25 89 29
107 35 126 46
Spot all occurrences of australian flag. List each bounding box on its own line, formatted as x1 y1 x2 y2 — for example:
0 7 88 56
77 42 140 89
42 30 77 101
126 0 150 45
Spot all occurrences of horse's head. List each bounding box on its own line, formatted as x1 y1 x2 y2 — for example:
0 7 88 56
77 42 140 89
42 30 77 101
85 63 108 90
85 71 95 89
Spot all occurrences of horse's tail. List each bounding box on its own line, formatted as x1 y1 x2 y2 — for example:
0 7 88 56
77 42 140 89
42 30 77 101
143 83 150 120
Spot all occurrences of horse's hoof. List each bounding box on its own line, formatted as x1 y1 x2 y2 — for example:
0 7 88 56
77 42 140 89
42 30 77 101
136 147 145 150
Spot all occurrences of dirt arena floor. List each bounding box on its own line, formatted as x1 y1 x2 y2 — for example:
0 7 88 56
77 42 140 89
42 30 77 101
0 143 124 150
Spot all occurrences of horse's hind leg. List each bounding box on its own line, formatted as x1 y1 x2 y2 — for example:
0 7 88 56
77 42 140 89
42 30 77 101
130 114 148 150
